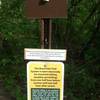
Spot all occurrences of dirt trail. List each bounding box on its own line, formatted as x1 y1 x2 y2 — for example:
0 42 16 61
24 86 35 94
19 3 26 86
0 80 12 100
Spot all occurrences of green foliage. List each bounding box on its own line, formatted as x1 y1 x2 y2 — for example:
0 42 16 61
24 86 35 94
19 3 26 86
65 64 99 100
0 0 40 99
52 0 100 100
0 0 100 100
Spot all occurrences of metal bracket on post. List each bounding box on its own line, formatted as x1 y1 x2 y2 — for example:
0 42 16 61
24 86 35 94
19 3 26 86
40 18 52 49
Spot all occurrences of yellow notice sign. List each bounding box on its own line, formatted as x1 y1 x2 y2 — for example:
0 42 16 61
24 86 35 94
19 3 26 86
27 61 64 100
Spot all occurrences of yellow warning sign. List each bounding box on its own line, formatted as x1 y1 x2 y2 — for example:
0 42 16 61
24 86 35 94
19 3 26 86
27 61 64 100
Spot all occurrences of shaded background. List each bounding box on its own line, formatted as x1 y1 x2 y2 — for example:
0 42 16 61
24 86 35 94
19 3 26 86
0 0 100 100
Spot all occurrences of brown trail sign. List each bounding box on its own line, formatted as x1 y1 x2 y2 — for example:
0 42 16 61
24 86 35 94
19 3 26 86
26 0 67 18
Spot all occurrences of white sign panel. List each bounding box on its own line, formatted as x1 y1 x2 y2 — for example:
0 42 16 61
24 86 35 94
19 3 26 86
24 49 67 61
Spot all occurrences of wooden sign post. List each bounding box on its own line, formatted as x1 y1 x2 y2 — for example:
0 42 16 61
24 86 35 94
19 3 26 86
25 0 67 100
40 19 52 48
26 0 67 48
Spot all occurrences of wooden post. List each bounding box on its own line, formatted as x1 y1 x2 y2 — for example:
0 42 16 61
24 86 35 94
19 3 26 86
40 19 52 49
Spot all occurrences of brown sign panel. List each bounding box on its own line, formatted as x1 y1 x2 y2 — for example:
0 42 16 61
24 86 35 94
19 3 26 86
26 0 67 18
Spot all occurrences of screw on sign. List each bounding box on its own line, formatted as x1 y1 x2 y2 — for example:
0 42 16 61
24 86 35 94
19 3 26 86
43 0 50 2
